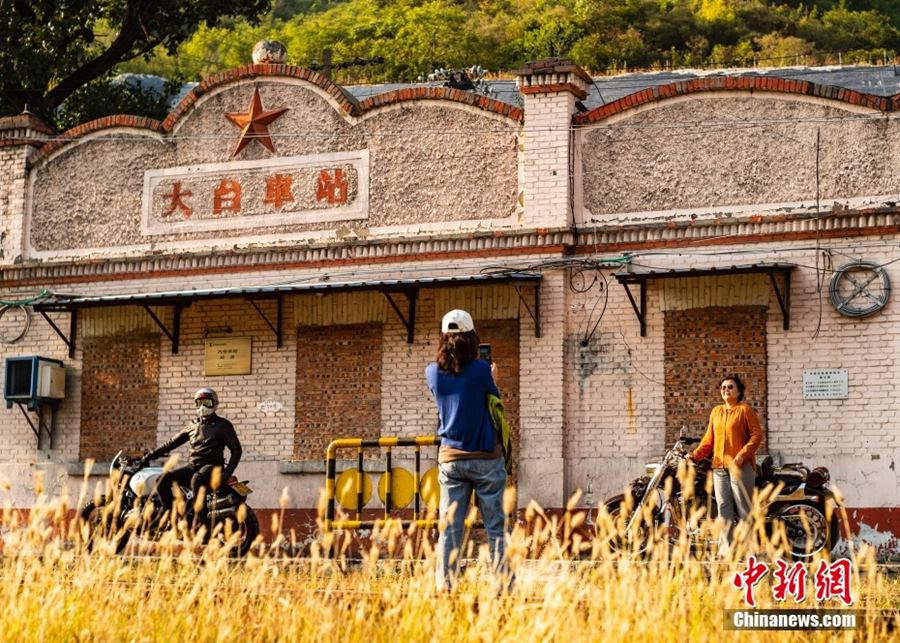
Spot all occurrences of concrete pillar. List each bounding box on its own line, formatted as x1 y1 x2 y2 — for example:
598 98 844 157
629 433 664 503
0 114 52 265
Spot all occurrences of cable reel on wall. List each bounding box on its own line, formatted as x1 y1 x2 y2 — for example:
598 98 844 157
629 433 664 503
829 260 890 318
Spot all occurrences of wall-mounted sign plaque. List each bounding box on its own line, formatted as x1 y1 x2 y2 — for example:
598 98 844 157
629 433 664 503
802 368 849 400
205 337 252 376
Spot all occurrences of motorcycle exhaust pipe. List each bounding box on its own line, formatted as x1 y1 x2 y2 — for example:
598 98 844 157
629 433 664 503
208 494 238 511
208 505 239 520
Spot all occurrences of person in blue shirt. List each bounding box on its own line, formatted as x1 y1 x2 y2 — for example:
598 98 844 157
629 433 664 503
425 309 508 591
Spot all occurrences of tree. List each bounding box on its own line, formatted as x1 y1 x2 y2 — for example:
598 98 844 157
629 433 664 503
0 0 272 125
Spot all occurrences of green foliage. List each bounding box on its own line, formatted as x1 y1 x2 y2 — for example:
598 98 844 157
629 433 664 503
0 0 273 128
81 0 900 86
5 0 899 130
53 74 184 132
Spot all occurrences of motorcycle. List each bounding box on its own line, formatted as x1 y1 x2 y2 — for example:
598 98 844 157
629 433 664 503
80 450 260 557
602 435 842 559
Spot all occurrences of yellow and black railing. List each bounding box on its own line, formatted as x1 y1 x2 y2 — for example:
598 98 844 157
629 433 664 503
324 436 442 532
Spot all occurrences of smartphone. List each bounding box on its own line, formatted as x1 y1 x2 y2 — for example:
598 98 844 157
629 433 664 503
478 343 492 364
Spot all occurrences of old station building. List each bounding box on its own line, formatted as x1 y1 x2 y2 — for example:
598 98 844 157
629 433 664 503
1 46 898 550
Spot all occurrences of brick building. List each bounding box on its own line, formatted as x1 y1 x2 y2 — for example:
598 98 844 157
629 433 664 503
1 52 898 549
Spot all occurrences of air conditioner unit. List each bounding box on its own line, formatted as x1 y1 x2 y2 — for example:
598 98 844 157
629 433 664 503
4 356 66 410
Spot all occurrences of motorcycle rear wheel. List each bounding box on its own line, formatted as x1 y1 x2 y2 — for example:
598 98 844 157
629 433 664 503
207 504 260 557
770 501 834 560
80 498 130 554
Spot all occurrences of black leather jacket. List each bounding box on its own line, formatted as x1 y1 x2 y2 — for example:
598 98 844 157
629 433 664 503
145 414 242 478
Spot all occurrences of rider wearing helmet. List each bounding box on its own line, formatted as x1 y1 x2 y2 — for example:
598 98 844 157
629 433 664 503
140 388 243 510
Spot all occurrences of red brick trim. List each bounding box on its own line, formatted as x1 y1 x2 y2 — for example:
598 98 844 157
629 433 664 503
0 243 571 290
31 115 165 165
0 113 54 134
519 83 588 100
574 76 897 125
574 220 900 254
0 138 43 149
356 85 523 123
162 64 360 130
512 58 593 85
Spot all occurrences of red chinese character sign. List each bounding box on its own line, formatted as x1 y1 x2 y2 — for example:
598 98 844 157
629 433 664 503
141 151 370 235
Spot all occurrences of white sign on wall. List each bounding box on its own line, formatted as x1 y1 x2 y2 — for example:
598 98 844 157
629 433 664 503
802 369 849 400
142 150 370 235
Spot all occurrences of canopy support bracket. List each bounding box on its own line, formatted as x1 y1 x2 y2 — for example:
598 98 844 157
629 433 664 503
384 289 418 344
512 283 541 338
39 310 77 358
142 304 182 353
248 296 284 347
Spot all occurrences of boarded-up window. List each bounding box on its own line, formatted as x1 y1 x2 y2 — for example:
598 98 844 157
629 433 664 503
664 306 768 451
294 324 383 460
80 335 160 461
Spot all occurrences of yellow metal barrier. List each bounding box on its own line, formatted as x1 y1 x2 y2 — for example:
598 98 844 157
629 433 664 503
324 436 443 533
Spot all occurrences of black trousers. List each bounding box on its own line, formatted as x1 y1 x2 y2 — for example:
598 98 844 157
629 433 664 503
153 464 219 509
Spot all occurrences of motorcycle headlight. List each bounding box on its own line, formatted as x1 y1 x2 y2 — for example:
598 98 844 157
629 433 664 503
806 467 830 488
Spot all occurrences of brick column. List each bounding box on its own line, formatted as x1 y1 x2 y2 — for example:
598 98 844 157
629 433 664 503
518 270 567 509
514 58 591 229
0 114 52 265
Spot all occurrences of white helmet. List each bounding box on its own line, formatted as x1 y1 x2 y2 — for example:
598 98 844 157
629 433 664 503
194 387 219 417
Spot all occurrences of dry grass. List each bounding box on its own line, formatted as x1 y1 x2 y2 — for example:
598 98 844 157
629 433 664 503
0 477 897 642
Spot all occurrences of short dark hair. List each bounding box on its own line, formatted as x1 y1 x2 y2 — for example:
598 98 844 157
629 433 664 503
720 374 746 402
436 330 479 374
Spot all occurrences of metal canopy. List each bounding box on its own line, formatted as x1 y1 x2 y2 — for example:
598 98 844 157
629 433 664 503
33 272 542 355
613 263 795 337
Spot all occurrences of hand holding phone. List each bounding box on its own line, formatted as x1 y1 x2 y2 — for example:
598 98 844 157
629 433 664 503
478 343 492 364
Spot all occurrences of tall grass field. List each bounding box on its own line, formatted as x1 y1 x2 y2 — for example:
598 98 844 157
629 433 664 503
0 474 897 642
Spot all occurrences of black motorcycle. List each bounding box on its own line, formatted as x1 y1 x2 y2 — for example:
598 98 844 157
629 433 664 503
80 450 260 557
603 435 842 559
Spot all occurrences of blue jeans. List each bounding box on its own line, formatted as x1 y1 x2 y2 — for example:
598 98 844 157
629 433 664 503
436 457 507 590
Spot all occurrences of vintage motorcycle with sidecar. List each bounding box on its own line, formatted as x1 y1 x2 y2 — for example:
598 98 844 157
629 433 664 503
79 450 260 556
602 434 842 558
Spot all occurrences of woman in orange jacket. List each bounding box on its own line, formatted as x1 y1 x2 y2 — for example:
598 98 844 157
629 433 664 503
690 374 763 551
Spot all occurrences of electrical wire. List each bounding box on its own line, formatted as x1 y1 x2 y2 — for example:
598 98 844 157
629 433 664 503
0 305 32 344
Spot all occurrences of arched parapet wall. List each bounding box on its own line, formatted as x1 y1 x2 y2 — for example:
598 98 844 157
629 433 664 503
31 116 165 167
32 66 522 167
574 75 897 126
22 65 522 262
357 86 523 123
165 63 360 127
575 78 900 229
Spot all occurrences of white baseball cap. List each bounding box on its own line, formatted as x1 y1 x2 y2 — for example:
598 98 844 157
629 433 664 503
441 309 474 333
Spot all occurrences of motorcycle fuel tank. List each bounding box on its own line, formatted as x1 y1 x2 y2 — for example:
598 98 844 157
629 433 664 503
129 467 163 498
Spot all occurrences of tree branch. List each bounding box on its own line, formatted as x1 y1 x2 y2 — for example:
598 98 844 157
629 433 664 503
43 1 163 113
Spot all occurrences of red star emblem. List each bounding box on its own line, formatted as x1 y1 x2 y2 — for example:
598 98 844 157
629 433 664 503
224 88 289 157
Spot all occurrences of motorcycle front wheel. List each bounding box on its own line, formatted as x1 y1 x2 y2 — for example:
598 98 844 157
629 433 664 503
770 501 835 560
80 498 130 554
